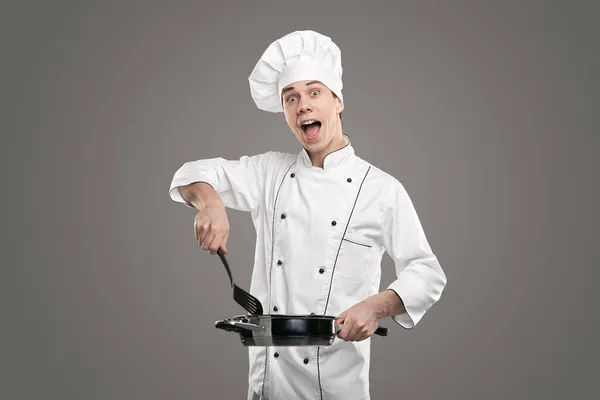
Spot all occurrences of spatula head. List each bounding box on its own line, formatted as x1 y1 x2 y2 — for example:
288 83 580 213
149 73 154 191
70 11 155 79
233 284 263 314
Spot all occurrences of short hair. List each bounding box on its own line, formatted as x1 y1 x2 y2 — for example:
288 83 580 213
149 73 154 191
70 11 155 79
332 91 343 121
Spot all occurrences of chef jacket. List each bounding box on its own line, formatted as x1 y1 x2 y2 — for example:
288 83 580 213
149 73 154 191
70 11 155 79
169 135 447 400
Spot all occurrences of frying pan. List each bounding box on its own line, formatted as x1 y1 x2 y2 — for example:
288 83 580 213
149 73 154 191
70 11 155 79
213 249 388 346
215 314 387 347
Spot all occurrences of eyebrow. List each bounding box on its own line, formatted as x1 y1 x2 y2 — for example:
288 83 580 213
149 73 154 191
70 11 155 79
282 80 322 94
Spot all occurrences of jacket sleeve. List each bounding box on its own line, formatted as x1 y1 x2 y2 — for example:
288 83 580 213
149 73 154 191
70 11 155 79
382 180 447 329
168 152 274 213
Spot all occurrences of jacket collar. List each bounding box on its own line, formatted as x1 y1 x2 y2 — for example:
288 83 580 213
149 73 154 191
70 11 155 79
297 134 355 170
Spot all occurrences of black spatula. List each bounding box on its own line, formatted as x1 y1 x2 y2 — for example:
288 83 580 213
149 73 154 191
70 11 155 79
216 248 264 315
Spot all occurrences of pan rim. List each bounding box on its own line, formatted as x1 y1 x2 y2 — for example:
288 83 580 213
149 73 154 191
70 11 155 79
237 314 339 320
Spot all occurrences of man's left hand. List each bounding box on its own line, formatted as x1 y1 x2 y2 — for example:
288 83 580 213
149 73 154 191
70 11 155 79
335 298 381 342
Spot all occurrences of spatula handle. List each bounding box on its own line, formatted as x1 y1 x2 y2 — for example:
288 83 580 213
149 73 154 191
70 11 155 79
216 248 234 288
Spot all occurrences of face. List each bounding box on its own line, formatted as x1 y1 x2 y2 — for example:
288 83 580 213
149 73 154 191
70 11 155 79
281 80 345 163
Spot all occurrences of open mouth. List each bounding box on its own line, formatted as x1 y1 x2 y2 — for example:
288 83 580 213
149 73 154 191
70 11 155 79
300 119 322 139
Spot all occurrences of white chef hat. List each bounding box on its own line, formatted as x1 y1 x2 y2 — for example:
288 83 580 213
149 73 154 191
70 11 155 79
248 30 343 113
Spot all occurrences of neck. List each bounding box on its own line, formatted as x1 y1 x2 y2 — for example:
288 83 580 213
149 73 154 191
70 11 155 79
308 131 346 168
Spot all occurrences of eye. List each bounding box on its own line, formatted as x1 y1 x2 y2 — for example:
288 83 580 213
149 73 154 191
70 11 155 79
311 89 320 96
286 95 297 103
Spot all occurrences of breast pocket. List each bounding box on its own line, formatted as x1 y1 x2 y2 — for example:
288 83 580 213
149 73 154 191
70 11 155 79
334 232 373 283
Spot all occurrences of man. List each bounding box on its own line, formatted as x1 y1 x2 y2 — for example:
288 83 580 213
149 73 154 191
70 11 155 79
169 30 447 400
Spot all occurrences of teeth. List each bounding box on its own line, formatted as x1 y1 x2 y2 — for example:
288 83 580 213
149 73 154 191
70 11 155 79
300 120 318 126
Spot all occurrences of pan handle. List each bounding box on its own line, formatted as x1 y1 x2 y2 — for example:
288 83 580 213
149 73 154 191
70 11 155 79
215 319 261 334
336 324 388 337
374 326 388 336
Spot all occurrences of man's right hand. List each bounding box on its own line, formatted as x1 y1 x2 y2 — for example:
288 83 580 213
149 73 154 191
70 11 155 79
179 182 230 255
194 202 230 254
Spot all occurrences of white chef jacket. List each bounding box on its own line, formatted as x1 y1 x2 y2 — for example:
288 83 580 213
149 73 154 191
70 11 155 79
169 135 447 400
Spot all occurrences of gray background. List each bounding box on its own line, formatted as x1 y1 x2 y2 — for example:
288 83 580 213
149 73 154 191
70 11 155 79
2 1 599 399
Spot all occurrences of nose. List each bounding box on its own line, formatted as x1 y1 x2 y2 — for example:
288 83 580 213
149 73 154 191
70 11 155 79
297 96 312 114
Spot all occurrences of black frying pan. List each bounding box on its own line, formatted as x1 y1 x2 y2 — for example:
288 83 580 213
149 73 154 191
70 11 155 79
213 249 388 347
215 314 387 347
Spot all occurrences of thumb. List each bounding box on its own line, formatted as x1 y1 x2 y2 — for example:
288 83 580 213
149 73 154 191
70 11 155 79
221 233 229 254
335 311 349 336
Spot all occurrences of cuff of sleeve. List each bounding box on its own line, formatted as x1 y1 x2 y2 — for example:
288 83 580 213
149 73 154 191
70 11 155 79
168 180 216 209
386 280 425 330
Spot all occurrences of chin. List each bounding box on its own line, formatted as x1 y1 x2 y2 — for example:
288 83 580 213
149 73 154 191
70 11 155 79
303 136 324 148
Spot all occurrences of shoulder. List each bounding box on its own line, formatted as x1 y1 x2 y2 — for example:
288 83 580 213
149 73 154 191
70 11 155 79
356 157 412 208
265 150 297 163
243 151 298 183
241 150 296 168
255 150 297 170
359 157 405 192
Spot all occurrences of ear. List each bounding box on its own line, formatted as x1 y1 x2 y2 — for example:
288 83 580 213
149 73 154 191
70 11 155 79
336 97 344 114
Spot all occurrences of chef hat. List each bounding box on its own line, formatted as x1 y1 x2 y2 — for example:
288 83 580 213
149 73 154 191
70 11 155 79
248 30 343 113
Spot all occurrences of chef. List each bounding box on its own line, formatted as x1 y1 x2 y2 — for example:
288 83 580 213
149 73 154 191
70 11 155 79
169 30 447 400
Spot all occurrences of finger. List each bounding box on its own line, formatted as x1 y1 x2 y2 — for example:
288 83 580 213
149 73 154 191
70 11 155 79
335 320 344 333
197 229 209 248
195 219 210 244
201 229 215 251
207 231 225 254
221 232 229 254
338 317 354 340
355 328 371 342
347 324 363 341
335 313 346 331
364 328 375 341
360 323 378 341
194 217 203 242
